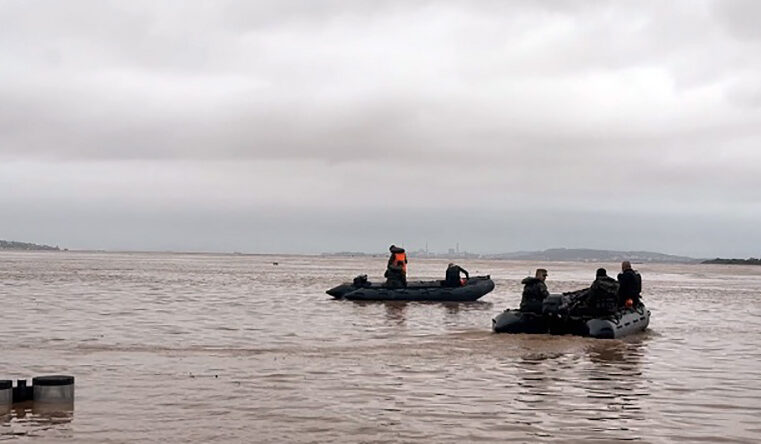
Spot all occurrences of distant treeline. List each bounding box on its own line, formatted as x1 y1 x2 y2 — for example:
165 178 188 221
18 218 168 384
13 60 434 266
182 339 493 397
702 258 761 265
0 240 60 251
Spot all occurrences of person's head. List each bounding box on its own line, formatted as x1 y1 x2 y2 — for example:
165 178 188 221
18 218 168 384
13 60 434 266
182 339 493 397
621 260 632 271
535 268 548 281
448 263 454 268
596 268 607 278
389 244 396 252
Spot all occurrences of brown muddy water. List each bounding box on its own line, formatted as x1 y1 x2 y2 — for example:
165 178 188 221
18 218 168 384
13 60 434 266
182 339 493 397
1 252 760 443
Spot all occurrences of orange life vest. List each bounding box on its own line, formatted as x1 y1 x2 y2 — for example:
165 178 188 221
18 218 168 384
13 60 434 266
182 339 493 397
394 252 407 273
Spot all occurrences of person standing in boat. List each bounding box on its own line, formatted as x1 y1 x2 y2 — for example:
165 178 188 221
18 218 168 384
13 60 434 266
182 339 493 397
444 263 469 287
617 261 642 308
519 268 549 314
384 245 407 288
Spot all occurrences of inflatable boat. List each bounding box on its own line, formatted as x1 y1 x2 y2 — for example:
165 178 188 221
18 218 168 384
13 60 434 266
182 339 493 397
492 293 650 339
327 275 495 302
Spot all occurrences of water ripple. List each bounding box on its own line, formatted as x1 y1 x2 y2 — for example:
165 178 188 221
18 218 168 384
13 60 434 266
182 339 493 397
1 253 760 442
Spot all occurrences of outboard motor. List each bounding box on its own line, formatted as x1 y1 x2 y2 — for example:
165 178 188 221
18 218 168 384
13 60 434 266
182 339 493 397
542 294 566 315
352 274 369 287
327 274 371 298
547 289 591 335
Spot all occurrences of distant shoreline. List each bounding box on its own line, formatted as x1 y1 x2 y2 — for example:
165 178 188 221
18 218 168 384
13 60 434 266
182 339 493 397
5 244 750 264
3 249 755 265
324 247 702 264
702 258 761 265
0 240 61 251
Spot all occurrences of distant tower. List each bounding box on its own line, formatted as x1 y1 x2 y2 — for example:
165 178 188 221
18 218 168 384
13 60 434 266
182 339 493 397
425 241 429 255
456 242 459 254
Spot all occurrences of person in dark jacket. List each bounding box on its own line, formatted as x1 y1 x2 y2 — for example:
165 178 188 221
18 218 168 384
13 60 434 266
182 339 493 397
617 261 642 307
520 268 549 314
384 245 407 288
444 263 469 287
587 268 619 316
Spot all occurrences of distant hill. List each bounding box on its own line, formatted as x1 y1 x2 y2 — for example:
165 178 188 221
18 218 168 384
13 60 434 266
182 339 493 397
702 258 761 265
323 247 700 263
0 240 60 251
486 248 699 263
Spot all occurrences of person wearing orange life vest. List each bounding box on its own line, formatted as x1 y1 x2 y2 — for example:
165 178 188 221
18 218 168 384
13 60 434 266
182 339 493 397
384 245 407 288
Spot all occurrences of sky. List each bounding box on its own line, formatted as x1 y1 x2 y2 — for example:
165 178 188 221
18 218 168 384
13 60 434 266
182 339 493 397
1 0 760 257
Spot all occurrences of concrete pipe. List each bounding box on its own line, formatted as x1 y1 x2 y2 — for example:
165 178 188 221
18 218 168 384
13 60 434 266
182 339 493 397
0 380 11 410
32 375 75 404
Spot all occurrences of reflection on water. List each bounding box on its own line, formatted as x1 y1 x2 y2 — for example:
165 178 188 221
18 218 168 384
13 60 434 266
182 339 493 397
506 338 649 441
383 301 408 324
2 252 761 442
582 340 647 431
1 403 74 440
31 403 75 420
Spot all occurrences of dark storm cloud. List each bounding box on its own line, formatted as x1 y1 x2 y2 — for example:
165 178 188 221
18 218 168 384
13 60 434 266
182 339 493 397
1 0 761 256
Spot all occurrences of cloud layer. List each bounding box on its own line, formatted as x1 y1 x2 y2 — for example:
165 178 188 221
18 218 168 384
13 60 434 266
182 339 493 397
1 0 760 256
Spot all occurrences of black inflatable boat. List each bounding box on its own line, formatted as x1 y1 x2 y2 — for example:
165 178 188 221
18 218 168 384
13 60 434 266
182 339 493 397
327 275 495 302
492 293 650 339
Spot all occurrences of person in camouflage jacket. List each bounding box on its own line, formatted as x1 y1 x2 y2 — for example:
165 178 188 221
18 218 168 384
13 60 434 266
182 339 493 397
519 268 550 314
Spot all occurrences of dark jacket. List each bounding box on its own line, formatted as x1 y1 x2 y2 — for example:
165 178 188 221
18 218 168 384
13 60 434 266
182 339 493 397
617 269 642 305
445 265 469 287
589 275 619 314
520 277 549 314
384 266 406 287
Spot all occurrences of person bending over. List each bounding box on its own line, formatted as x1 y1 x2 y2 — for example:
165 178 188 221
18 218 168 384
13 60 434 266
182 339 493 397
444 263 469 287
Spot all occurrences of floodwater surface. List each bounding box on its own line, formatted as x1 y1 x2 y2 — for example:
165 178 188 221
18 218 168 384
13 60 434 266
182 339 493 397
1 252 760 442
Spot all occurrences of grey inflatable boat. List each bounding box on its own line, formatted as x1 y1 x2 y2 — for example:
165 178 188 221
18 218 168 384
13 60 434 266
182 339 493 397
492 293 650 339
327 275 495 302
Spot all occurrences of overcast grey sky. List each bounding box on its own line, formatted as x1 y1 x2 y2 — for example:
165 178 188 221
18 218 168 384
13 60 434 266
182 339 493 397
1 0 760 257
